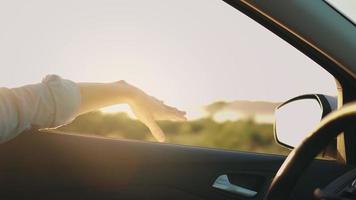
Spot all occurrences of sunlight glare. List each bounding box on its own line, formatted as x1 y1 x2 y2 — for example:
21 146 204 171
100 104 135 118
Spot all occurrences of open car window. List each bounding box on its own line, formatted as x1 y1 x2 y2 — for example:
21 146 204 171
325 0 356 24
0 0 337 155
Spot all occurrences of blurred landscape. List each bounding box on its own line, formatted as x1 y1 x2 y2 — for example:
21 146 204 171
59 100 290 155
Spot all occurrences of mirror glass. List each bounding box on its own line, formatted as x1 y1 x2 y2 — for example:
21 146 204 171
275 99 323 148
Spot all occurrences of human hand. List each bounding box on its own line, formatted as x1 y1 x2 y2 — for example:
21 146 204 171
122 81 187 142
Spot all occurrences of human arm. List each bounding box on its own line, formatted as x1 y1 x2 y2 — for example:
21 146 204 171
0 75 186 143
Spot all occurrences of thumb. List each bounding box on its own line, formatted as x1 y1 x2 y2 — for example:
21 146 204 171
144 116 166 142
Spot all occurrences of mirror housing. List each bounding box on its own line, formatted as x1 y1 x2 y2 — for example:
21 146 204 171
274 94 337 149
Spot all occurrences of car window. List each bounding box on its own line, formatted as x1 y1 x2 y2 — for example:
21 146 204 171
0 0 337 155
325 0 356 24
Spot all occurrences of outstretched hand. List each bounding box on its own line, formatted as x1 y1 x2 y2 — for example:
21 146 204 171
123 81 187 142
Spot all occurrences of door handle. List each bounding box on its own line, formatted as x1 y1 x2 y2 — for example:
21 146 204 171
212 174 258 198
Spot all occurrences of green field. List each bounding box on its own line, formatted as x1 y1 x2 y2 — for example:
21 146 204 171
59 111 290 155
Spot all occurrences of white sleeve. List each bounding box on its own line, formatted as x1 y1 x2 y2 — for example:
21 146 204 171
0 75 81 143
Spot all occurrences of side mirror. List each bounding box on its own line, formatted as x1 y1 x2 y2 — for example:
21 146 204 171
274 94 337 149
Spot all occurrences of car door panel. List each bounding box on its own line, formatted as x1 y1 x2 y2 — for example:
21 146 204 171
0 130 349 200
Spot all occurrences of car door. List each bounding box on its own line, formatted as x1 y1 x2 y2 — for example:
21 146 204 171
0 129 350 200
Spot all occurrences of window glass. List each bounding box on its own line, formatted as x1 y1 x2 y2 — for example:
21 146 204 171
0 0 337 155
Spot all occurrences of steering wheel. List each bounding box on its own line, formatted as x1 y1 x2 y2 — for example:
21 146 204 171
265 102 356 200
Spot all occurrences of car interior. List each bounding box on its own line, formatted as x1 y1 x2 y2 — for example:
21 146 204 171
0 0 355 200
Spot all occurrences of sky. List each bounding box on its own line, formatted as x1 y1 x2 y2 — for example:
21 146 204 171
325 0 356 24
0 0 337 119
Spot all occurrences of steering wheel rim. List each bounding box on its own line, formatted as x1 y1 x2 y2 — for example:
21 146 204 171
265 102 356 200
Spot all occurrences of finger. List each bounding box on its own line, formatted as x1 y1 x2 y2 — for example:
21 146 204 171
165 107 187 121
168 112 187 121
145 116 166 142
153 107 187 121
163 104 186 115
